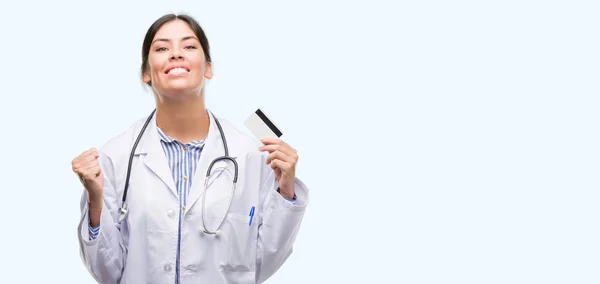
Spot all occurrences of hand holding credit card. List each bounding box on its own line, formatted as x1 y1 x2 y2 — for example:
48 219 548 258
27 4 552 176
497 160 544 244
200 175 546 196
246 108 297 200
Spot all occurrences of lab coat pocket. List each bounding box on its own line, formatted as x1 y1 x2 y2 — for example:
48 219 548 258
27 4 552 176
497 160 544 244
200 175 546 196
218 213 257 272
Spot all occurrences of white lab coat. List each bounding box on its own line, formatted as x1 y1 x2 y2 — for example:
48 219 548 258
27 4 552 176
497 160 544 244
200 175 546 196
77 111 309 284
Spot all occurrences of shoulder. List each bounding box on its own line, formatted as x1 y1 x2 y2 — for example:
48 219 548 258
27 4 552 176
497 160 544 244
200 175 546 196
98 116 149 159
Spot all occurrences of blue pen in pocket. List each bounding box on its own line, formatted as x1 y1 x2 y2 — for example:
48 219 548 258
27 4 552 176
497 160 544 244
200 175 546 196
249 206 255 226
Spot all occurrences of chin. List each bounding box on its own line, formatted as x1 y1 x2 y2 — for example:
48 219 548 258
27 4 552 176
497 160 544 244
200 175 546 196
158 83 203 99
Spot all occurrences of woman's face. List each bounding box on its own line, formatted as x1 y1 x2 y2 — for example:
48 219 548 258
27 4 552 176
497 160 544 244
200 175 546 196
143 19 212 99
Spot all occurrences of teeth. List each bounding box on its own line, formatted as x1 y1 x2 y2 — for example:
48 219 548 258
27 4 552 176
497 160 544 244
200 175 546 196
168 67 188 75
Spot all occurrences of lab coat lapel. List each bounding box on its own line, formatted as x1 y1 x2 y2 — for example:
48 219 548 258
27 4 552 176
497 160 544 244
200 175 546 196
134 113 178 199
186 111 229 215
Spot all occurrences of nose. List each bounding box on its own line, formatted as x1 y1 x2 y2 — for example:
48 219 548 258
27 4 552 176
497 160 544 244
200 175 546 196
170 49 183 61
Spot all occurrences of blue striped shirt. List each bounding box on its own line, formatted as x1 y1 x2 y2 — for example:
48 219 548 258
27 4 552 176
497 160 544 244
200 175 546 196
157 127 205 283
88 126 295 282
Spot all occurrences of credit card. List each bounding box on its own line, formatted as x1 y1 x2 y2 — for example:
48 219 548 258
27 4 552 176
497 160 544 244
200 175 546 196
244 108 283 140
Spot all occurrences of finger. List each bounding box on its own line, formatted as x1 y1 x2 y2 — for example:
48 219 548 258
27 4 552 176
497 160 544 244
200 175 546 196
74 150 99 167
260 144 297 157
266 150 292 165
72 153 88 165
274 167 282 179
73 157 98 173
76 148 96 160
260 137 289 148
81 165 101 180
263 145 298 165
82 161 100 173
75 164 99 177
270 159 292 172
72 149 99 167
75 159 100 174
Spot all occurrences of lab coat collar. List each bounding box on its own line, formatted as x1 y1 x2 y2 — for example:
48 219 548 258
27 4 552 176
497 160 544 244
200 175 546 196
132 111 177 198
133 109 224 209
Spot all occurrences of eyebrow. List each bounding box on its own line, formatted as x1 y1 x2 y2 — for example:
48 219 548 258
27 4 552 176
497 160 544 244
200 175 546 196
151 36 199 45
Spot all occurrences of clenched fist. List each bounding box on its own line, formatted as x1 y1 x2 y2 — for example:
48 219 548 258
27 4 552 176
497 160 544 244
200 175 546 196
72 148 104 198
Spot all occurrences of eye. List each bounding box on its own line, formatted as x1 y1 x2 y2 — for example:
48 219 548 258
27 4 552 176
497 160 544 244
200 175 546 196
155 47 167 52
184 45 197 50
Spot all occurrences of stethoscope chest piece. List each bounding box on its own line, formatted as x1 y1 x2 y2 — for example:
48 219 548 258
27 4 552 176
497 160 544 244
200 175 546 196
200 225 221 236
118 203 129 222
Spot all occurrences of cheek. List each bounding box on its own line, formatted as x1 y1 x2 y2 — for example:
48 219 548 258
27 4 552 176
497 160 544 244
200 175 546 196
148 58 165 78
189 54 206 70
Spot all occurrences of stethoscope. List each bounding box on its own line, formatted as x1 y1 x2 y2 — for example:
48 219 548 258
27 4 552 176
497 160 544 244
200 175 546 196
118 109 238 235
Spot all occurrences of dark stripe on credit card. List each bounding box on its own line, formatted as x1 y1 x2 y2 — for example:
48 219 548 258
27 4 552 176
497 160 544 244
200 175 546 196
255 109 283 137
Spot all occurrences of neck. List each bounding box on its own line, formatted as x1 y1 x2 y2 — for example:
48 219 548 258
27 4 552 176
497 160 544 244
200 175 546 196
155 95 210 144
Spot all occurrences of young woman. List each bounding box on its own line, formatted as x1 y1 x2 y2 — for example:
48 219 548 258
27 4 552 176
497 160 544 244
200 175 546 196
72 13 309 284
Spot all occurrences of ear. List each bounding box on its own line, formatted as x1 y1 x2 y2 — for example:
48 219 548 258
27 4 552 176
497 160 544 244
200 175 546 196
143 70 151 84
204 62 213 80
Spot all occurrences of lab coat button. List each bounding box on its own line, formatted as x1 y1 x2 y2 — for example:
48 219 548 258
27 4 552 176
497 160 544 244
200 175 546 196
167 210 175 218
164 264 172 272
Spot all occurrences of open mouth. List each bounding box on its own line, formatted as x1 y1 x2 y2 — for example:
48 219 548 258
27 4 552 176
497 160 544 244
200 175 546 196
165 66 190 75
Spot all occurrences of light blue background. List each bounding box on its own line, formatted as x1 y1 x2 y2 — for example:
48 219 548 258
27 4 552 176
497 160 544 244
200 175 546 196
0 0 598 283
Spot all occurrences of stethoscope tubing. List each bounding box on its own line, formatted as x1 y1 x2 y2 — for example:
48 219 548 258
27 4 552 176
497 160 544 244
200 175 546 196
118 109 238 235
